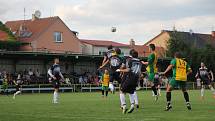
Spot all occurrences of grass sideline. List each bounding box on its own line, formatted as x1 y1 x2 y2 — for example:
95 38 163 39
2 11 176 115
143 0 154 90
0 90 215 121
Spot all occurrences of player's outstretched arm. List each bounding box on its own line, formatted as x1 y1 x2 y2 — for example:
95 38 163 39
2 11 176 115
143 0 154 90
162 64 173 75
141 61 148 65
99 60 109 69
116 68 130 73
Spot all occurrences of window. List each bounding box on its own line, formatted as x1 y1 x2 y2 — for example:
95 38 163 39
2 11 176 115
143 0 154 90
54 32 63 42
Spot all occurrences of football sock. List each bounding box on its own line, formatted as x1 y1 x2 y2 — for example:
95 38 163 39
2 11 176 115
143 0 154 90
105 91 108 96
158 88 161 96
102 90 104 96
15 91 21 96
201 88 204 97
166 92 171 102
209 87 215 94
53 91 58 103
133 91 139 105
152 86 158 96
183 92 190 102
120 93 126 107
152 91 155 96
129 93 135 108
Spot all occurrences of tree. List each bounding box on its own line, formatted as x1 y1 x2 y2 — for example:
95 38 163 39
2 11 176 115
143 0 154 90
0 21 16 40
166 30 191 58
0 21 25 51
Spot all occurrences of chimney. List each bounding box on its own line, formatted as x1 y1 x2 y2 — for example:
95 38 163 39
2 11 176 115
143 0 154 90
32 14 38 21
212 31 215 37
129 39 135 46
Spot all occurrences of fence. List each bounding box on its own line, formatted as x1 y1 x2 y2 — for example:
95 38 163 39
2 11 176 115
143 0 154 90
0 82 214 93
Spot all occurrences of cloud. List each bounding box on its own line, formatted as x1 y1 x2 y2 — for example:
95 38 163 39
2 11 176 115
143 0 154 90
54 0 215 44
0 0 215 44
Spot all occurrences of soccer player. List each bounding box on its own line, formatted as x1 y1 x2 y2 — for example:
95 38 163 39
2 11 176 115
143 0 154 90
195 62 215 99
142 44 159 101
101 69 110 97
13 73 22 99
152 72 162 96
161 52 192 111
48 58 64 104
100 48 122 94
117 50 142 114
2 73 9 95
101 45 116 93
124 49 139 108
102 45 115 65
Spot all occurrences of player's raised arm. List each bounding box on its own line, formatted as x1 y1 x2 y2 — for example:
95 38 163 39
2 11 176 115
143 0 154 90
99 59 110 69
162 64 173 75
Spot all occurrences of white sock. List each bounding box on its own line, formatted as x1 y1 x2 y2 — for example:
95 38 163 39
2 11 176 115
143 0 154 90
129 93 135 108
120 93 126 108
56 92 59 102
158 88 161 96
53 91 58 103
14 91 21 96
210 87 215 94
133 91 139 105
109 84 115 92
152 91 155 96
201 88 204 97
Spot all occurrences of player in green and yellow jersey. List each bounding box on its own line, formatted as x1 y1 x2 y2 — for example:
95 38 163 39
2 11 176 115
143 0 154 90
142 44 159 101
161 52 192 111
101 69 110 97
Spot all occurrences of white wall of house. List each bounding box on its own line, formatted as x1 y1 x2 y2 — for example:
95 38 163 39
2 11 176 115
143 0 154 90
92 46 130 56
81 43 93 55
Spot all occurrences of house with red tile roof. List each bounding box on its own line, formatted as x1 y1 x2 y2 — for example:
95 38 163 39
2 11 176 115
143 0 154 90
144 30 215 50
81 39 165 57
5 16 82 53
0 30 8 41
81 39 131 55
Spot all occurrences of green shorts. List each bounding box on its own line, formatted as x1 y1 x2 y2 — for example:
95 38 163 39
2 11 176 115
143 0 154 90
169 78 186 88
147 72 155 82
101 86 109 91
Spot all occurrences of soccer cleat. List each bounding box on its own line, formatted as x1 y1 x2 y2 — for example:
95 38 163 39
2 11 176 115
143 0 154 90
186 103 191 110
136 104 139 109
165 105 172 111
127 107 134 113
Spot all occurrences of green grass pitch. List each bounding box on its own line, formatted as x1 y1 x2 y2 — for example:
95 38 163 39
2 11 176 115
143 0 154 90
0 90 215 121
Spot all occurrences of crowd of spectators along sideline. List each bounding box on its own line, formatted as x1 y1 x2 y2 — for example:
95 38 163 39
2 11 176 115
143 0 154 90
0 68 100 86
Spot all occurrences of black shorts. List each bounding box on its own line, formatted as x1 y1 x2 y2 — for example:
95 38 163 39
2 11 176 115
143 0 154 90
52 80 60 89
154 79 161 87
120 74 138 94
109 69 121 83
16 85 21 91
201 79 211 85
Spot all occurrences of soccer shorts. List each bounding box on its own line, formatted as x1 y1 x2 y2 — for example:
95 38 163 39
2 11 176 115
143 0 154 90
169 78 186 88
101 85 109 91
16 85 21 91
120 74 138 94
52 80 60 89
147 72 155 82
109 69 121 83
201 79 211 85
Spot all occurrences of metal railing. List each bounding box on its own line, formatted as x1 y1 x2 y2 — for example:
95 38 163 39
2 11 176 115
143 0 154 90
0 82 214 93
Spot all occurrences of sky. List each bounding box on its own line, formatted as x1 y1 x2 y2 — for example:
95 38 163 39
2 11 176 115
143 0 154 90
0 0 215 45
